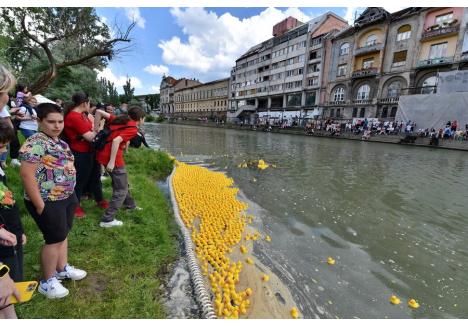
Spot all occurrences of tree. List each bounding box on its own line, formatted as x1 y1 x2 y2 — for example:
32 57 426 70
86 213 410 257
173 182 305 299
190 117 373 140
145 94 160 111
0 7 135 93
120 76 134 103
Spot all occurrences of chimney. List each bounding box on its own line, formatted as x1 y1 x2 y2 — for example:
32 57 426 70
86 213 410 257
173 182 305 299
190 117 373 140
273 17 300 37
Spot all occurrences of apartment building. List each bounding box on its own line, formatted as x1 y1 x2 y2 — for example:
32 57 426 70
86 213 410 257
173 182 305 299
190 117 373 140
228 13 348 123
324 7 468 120
160 76 201 115
174 78 229 120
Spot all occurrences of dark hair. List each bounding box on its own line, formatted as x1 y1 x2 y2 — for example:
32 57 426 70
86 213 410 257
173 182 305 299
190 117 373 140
36 103 63 120
62 101 74 116
111 106 146 125
15 83 26 93
71 91 89 107
0 120 15 144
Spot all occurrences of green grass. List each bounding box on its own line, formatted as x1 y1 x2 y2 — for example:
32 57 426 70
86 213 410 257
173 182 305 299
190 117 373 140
6 148 179 318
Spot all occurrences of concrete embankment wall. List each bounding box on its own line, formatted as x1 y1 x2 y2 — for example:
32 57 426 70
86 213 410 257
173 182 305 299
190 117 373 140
167 120 468 152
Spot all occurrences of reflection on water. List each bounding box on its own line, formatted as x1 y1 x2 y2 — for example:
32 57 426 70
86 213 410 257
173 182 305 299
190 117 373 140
145 123 468 318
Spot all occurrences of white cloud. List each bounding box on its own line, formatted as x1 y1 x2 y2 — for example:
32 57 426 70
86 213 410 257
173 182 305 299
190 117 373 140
96 68 142 92
151 85 160 93
144 64 169 75
125 8 146 29
158 7 313 80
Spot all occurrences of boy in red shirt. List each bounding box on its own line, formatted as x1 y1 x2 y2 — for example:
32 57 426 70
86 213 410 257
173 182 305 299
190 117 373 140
94 106 145 228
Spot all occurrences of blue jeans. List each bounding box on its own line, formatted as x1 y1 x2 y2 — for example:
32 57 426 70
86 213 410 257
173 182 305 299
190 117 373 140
0 144 8 163
20 128 37 139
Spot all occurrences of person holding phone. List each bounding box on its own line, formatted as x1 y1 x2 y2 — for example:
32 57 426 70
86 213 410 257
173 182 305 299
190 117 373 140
19 102 86 299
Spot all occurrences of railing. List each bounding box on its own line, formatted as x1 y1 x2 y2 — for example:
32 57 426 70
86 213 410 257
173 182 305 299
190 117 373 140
461 51 468 61
352 67 378 78
378 97 400 104
391 61 406 68
353 99 372 104
354 42 383 56
421 24 459 41
417 56 454 67
327 100 346 106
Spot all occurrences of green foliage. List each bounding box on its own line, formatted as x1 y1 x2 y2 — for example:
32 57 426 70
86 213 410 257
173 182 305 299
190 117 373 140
7 148 178 318
44 66 102 101
120 77 135 104
156 115 166 123
99 77 120 106
145 115 156 122
0 7 133 93
145 94 160 111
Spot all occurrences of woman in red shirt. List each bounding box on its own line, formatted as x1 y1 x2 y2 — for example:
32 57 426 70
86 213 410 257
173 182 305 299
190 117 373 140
63 92 108 218
93 106 145 228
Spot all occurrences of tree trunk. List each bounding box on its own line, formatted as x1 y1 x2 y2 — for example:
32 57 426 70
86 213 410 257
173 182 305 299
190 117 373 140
29 66 58 94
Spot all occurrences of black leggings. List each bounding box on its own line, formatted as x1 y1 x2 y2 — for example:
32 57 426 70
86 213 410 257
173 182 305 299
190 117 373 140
73 151 103 203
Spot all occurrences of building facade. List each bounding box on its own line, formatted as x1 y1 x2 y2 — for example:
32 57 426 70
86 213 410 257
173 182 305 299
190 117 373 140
160 75 178 115
173 78 229 120
324 7 468 121
228 13 348 124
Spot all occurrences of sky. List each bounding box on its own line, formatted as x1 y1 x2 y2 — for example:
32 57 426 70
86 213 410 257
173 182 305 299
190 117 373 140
95 7 403 96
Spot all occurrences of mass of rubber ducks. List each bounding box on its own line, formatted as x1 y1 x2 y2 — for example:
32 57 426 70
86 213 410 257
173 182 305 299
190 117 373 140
172 160 296 318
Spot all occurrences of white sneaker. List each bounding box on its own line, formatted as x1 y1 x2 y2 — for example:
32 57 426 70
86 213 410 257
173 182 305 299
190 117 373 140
10 159 21 167
56 264 87 281
38 277 69 299
100 219 123 228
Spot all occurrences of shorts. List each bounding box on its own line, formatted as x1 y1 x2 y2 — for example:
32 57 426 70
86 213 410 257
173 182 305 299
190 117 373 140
0 245 23 282
25 193 78 244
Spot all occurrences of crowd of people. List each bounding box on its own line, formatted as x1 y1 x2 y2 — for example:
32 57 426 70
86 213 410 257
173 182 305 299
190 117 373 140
0 64 149 318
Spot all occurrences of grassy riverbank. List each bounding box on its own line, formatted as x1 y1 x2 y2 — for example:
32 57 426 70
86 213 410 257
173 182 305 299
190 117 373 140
5 148 178 318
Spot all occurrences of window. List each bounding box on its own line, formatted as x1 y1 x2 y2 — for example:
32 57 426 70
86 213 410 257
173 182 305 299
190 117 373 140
387 81 402 97
330 108 335 117
352 107 358 117
308 63 320 73
390 106 398 117
336 108 341 118
357 84 370 100
333 87 345 102
421 76 437 94
365 34 378 46
340 43 350 56
337 64 347 77
308 77 319 86
392 50 407 67
429 42 448 59
362 58 375 69
435 12 453 25
305 91 316 106
397 25 411 41
311 36 322 46
294 80 302 88
359 108 366 118
381 107 388 118
309 51 320 60
287 93 302 106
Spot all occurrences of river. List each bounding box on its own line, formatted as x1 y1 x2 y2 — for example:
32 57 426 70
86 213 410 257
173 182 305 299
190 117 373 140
145 122 468 319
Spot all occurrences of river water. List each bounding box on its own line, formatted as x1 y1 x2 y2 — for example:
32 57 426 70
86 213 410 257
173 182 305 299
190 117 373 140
145 123 468 319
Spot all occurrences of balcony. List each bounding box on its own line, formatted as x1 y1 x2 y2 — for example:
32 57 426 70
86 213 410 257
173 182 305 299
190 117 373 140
461 51 468 62
327 100 347 106
417 56 454 68
352 67 378 78
421 24 459 41
354 42 384 56
353 99 373 105
378 97 399 104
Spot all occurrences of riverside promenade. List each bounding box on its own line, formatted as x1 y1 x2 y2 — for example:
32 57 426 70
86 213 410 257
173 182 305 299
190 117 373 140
168 120 468 152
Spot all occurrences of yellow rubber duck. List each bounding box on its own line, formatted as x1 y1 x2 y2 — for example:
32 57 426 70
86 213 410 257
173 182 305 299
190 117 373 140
246 257 254 265
257 159 269 170
389 295 401 305
408 299 420 309
290 307 299 319
261 274 270 282
327 257 335 265
240 245 248 254
265 235 271 242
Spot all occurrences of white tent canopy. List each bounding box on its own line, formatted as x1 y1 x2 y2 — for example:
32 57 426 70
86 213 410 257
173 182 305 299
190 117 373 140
396 93 468 130
34 94 56 104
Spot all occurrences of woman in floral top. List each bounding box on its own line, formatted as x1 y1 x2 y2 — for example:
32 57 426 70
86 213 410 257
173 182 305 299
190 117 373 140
19 103 87 299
